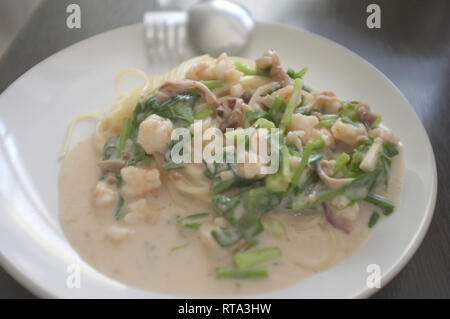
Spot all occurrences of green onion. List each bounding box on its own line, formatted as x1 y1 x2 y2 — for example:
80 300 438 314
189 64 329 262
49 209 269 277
265 145 290 192
280 145 291 182
216 266 268 279
295 106 307 114
279 78 303 134
319 114 339 129
308 153 323 165
350 152 364 171
116 117 131 157
266 173 289 193
366 194 395 215
303 85 312 93
321 114 340 120
287 67 308 79
194 107 213 120
200 79 224 89
254 118 276 129
368 212 380 228
294 171 319 195
334 152 351 175
234 61 263 76
233 247 281 269
170 244 188 252
319 119 336 129
383 142 399 158
178 213 209 229
292 188 341 211
271 95 284 110
293 168 380 210
114 195 125 220
267 95 286 126
340 103 359 122
290 136 325 187
341 117 359 126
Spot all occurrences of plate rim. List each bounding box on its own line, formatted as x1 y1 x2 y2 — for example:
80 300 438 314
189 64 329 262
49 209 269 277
0 21 438 299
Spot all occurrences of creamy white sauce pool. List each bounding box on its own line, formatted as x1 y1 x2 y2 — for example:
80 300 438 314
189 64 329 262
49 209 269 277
59 136 403 296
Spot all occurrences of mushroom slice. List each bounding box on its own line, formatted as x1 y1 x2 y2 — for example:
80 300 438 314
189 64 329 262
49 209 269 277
322 203 352 234
97 159 126 174
247 82 280 112
316 160 354 189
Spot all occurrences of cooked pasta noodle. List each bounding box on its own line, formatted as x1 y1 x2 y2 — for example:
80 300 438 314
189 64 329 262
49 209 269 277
59 111 104 158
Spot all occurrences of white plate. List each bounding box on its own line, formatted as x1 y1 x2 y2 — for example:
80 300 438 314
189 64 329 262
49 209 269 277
0 22 437 298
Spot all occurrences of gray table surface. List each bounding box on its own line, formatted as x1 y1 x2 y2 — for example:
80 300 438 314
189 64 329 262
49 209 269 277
0 0 448 299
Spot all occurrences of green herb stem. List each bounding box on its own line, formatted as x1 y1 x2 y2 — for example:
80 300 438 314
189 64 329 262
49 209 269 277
233 247 281 269
116 117 131 157
216 266 268 279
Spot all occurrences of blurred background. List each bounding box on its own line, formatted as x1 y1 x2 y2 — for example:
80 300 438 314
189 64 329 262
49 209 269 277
0 0 448 299
0 0 42 56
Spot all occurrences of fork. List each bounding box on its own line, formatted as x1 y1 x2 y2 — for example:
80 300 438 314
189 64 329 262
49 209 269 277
143 6 191 65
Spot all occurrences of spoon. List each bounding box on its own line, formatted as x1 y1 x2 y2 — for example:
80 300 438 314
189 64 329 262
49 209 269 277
187 0 254 56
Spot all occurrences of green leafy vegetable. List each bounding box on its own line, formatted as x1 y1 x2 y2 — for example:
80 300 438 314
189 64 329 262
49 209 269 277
126 142 149 166
211 176 235 195
102 136 119 160
114 195 125 221
194 107 213 120
203 161 229 179
178 213 209 230
246 110 264 125
368 212 380 228
211 227 241 247
117 117 132 157
383 142 399 158
242 187 282 215
133 93 198 128
214 194 241 224
163 138 187 170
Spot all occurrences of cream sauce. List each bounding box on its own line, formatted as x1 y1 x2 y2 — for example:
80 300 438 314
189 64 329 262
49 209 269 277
59 136 403 296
